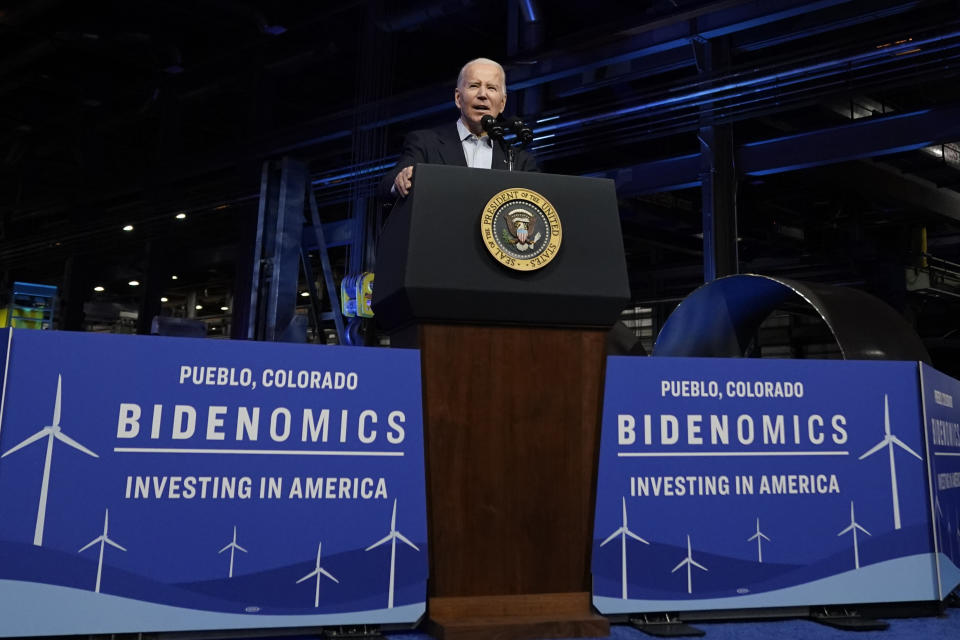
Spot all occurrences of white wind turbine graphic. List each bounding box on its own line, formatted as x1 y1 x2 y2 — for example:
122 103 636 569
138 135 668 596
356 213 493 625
859 394 921 530
296 541 339 608
671 534 707 594
600 497 649 599
1 374 98 546
747 517 771 563
837 500 871 569
219 526 247 578
78 508 126 593
365 499 419 609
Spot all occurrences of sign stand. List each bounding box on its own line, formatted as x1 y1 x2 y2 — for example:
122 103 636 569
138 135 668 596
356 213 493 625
810 608 889 631
629 614 705 637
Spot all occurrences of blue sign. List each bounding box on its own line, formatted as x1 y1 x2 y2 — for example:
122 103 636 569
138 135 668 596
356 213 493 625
0 329 427 636
593 357 941 614
919 363 960 597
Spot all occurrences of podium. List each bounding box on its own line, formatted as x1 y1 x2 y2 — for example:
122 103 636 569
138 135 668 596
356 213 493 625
374 164 629 640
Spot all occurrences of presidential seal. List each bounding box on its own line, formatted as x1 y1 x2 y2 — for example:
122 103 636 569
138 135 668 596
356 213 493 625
479 188 562 271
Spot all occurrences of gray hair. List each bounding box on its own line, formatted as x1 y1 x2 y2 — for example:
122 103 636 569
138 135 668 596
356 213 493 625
457 58 506 93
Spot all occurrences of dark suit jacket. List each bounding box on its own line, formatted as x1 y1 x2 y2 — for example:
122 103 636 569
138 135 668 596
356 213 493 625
377 123 539 200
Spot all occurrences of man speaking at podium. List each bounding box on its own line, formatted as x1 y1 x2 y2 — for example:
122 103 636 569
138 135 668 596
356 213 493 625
378 58 539 200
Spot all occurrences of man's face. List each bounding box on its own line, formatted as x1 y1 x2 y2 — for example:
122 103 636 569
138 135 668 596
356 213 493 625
455 62 507 134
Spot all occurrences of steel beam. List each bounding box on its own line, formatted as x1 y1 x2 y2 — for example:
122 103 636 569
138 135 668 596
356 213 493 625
596 105 960 205
739 106 960 176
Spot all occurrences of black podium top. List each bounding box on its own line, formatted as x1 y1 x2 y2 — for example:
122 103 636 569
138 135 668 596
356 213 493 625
373 164 630 331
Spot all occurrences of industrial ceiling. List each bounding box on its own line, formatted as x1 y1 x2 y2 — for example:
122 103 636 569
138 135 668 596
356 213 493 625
2 0 960 352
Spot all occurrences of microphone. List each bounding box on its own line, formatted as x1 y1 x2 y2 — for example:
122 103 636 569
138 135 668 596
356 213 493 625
504 115 534 146
480 114 505 139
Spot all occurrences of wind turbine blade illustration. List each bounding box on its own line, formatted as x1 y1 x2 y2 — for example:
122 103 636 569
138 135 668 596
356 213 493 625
52 431 99 458
104 538 127 552
101 510 125 550
365 533 391 551
888 436 922 460
296 542 338 607
600 527 624 547
365 499 419 609
319 568 339 584
219 526 246 578
747 518 770 562
625 530 647 544
0 429 49 458
837 501 870 569
858 394 920 530
296 570 317 583
78 508 125 593
600 497 648 599
52 375 62 427
394 531 420 551
671 535 707 594
78 537 102 553
1 376 98 546
858 440 888 460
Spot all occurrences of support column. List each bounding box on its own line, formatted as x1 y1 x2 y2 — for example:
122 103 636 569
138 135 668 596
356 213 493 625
137 241 165 335
508 0 543 116
696 36 739 281
60 255 89 331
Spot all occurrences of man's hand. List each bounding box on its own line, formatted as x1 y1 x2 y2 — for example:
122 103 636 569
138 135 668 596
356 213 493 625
392 165 414 197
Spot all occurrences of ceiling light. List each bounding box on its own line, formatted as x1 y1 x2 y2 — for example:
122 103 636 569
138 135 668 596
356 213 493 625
122 225 134 232
300 291 310 297
220 306 229 311
171 275 178 280
128 280 140 286
93 286 104 292
175 212 186 220
195 304 203 310
160 297 169 302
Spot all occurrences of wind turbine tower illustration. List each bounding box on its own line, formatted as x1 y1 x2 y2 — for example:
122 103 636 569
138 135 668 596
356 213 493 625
219 526 247 578
366 499 419 609
78 508 126 593
747 517 771 563
859 394 921 529
1 374 98 546
600 497 649 599
837 500 871 569
671 534 708 594
296 542 339 608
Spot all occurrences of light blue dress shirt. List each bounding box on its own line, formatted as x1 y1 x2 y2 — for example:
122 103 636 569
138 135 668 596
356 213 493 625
456 119 493 169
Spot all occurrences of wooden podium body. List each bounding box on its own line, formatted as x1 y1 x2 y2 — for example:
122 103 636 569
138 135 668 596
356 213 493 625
374 165 630 640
